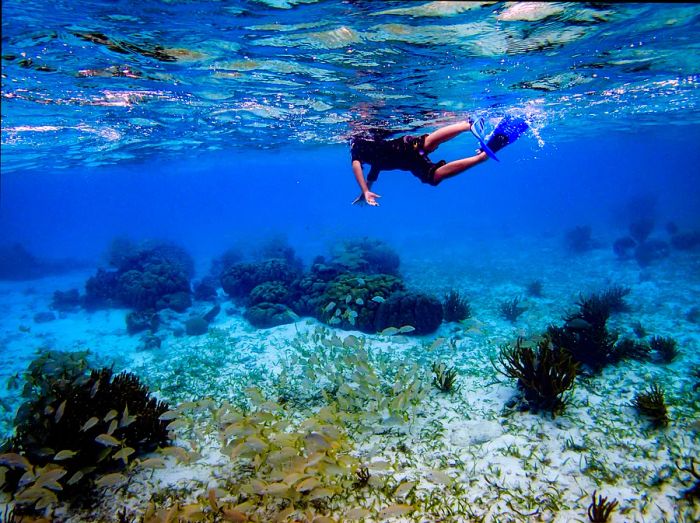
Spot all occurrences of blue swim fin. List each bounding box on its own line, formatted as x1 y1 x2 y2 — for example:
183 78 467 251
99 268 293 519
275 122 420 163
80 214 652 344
471 115 529 162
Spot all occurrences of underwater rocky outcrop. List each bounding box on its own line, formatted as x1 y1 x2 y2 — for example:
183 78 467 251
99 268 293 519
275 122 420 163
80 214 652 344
125 309 160 335
670 230 700 251
84 240 194 312
316 273 404 332
245 302 298 329
1 350 169 508
328 237 401 276
0 243 88 281
221 258 301 299
374 291 443 335
634 239 670 267
51 289 81 312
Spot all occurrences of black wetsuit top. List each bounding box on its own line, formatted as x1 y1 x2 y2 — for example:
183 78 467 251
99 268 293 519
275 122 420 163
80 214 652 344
350 134 446 186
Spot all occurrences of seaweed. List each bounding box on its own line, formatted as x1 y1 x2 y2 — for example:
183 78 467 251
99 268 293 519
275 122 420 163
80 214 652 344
1 356 170 508
442 290 471 322
353 466 371 489
565 225 596 253
548 293 618 371
649 335 679 363
495 337 578 416
525 280 543 298
432 362 459 393
611 338 651 362
587 490 618 522
676 458 700 501
595 285 631 314
498 296 526 323
632 383 668 427
632 320 646 338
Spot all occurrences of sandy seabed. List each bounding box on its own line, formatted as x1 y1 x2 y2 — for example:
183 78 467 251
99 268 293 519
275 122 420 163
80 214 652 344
1 235 699 522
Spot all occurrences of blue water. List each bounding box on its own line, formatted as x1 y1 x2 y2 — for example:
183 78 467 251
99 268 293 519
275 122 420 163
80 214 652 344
2 1 700 521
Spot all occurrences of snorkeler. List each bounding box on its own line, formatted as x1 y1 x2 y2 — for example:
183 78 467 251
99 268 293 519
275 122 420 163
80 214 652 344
351 116 528 206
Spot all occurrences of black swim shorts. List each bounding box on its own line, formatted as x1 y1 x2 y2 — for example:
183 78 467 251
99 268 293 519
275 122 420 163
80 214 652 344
404 134 446 186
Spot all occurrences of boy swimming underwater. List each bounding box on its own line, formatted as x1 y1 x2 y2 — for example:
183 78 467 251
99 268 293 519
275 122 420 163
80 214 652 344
350 116 528 206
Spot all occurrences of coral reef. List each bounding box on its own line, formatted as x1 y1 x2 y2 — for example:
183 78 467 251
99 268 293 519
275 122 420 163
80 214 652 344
192 277 218 301
374 291 443 335
220 259 300 299
495 337 578 416
51 289 81 312
442 290 471 322
84 269 120 309
317 273 404 332
632 383 668 427
248 281 292 307
208 247 243 279
498 296 526 323
84 240 194 312
330 237 400 276
245 302 298 329
253 234 303 270
1 353 169 507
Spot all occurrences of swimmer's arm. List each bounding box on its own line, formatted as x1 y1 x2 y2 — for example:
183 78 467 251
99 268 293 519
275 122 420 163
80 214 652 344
351 160 381 206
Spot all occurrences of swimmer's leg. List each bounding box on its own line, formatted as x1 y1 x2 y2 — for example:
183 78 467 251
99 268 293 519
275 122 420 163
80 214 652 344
423 121 471 153
432 151 488 185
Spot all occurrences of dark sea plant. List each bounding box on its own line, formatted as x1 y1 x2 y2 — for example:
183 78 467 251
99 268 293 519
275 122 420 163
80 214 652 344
612 338 651 362
495 337 578 416
587 490 619 522
670 230 700 251
548 293 618 372
442 290 471 322
499 296 526 323
1 352 170 506
676 458 700 501
525 280 543 297
595 285 631 314
629 218 654 244
632 383 668 427
649 335 679 363
634 239 670 267
565 225 595 253
612 236 636 260
632 320 647 338
686 306 700 324
432 362 459 393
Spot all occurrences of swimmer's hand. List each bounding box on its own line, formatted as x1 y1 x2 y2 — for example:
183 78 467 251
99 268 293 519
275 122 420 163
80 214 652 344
352 190 381 207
